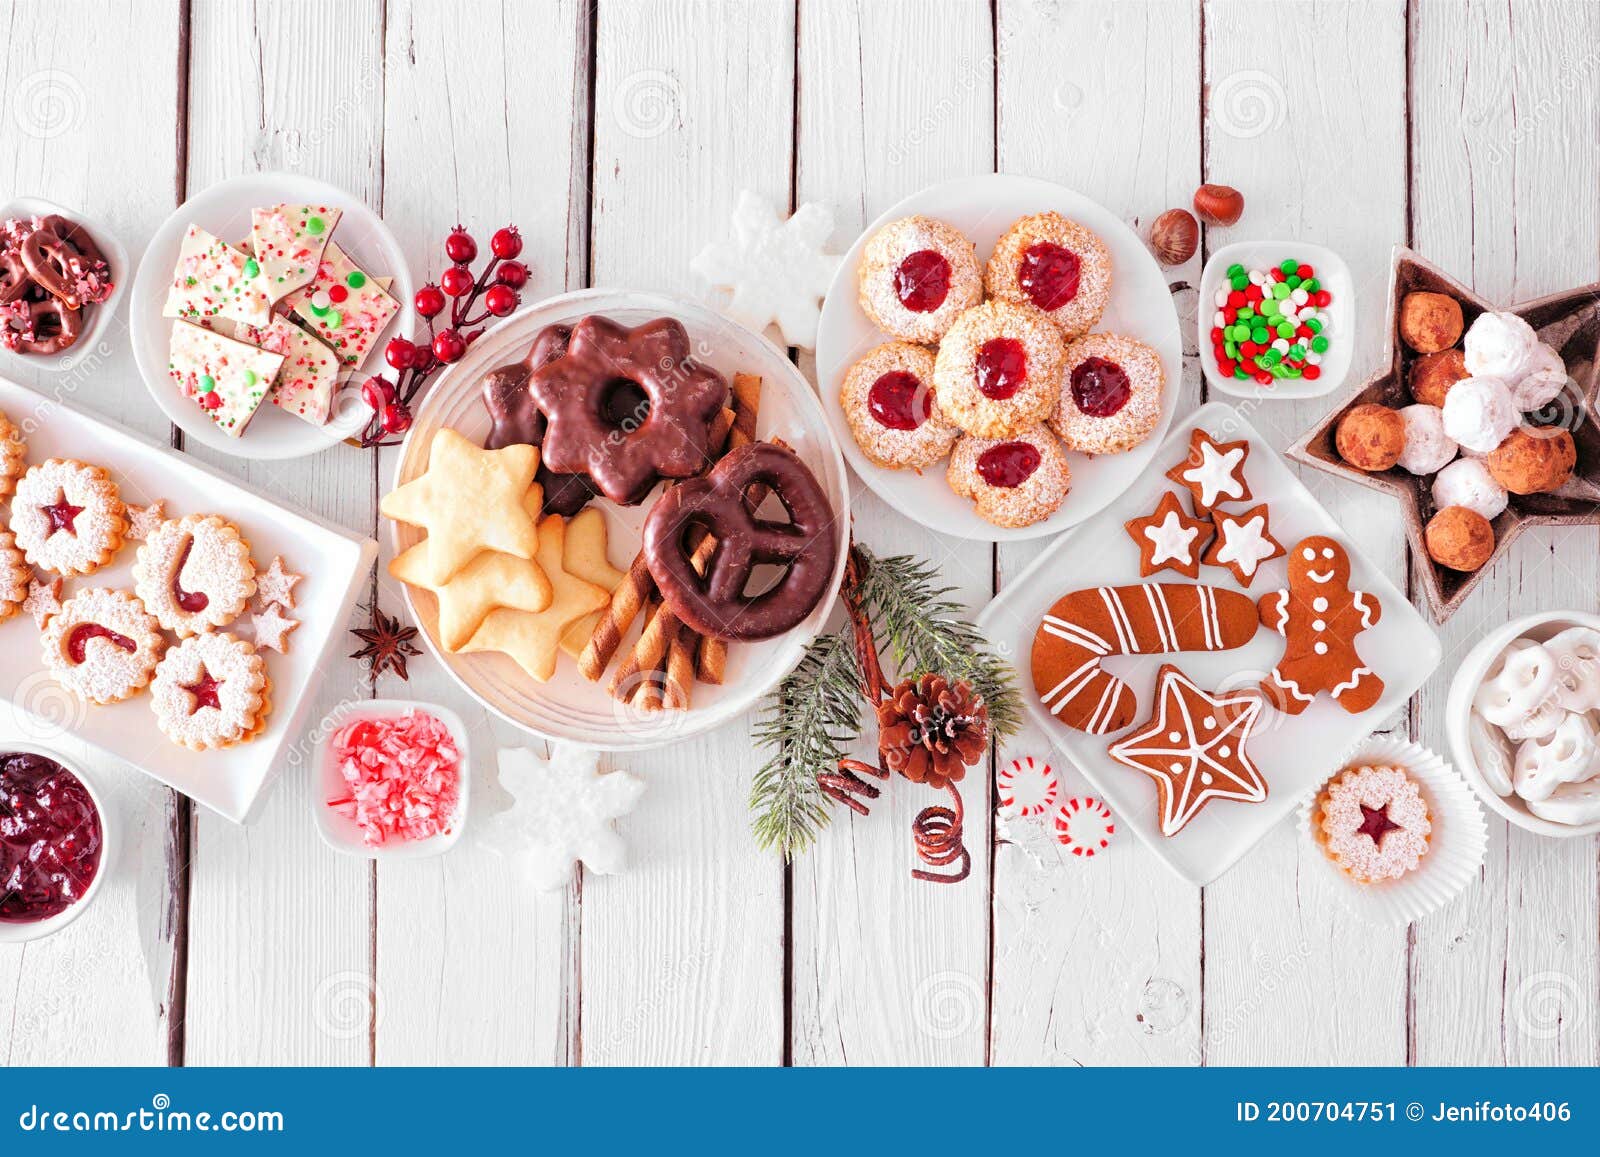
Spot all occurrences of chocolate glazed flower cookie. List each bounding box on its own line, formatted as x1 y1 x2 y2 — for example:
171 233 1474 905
524 315 730 506
132 514 258 636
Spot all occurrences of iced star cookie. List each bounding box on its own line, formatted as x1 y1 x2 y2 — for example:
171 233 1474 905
0 529 27 622
150 631 272 750
933 300 1065 439
1165 428 1252 514
0 409 24 501
840 341 959 470
1124 490 1210 579
132 514 259 636
1050 333 1165 455
41 588 165 705
985 211 1112 340
856 215 983 343
946 425 1071 528
10 458 128 576
1202 503 1284 587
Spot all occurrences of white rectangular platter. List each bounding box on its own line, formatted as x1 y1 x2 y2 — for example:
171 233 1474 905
0 376 376 821
976 401 1441 885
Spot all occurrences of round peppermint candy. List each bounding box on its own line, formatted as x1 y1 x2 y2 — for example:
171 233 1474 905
1053 796 1115 857
998 755 1059 819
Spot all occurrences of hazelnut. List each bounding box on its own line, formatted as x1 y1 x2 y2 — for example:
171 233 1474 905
1486 426 1576 494
1149 208 1199 265
1336 403 1407 472
1408 347 1469 407
1192 183 1245 227
1398 291 1464 353
1425 505 1496 572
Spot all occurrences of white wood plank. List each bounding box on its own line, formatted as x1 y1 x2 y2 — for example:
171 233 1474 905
1408 0 1600 1066
372 0 590 1066
791 0 996 1067
1200 0 1410 1065
0 0 183 1066
990 0 1205 1065
181 0 384 1065
581 0 790 1064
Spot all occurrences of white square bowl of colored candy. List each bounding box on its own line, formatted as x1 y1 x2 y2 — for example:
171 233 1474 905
1199 240 1353 401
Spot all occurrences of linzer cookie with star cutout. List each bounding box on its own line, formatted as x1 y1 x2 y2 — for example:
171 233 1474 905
150 631 272 750
132 513 259 637
40 588 166 705
9 458 128 576
1313 763 1431 883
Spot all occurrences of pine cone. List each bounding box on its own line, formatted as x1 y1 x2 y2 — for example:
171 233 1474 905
877 674 990 789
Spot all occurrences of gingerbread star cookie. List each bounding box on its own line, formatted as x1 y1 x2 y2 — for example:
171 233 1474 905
380 429 540 587
1107 664 1267 836
1165 428 1252 513
559 508 627 659
459 515 610 682
1124 491 1210 579
1202 503 1284 587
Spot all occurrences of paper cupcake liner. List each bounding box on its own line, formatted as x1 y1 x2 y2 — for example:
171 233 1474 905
1296 735 1487 926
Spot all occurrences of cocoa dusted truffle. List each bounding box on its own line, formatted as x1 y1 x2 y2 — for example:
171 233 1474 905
1336 403 1406 472
1408 347 1469 408
1399 291 1465 354
1425 505 1495 572
1486 426 1576 494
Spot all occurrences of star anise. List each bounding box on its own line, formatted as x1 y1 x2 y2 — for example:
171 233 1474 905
350 604 422 681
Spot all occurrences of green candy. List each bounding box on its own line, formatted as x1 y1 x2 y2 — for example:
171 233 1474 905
243 258 260 279
307 216 326 235
198 374 215 394
1270 364 1291 379
1286 275 1302 290
242 369 258 387
1304 278 1320 293
1306 318 1323 334
1260 299 1280 318
1311 335 1330 353
1250 326 1269 344
1277 321 1295 339
1227 263 1245 277
1234 366 1249 379
1230 273 1249 291
346 271 367 289
1271 283 1290 300
327 310 344 329
1224 340 1238 359
1280 259 1298 274
1288 344 1306 359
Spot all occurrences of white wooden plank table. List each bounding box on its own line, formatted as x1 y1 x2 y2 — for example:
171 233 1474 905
1 0 1595 1067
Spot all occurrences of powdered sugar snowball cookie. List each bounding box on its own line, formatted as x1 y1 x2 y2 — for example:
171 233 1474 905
985 211 1112 341
1315 764 1431 884
998 755 1059 819
9 458 128 577
1395 404 1458 475
150 631 272 750
0 529 28 622
1441 376 1518 454
1049 332 1165 455
839 341 959 470
932 300 1065 439
1053 796 1115 857
856 215 983 343
1431 456 1508 521
132 513 259 636
946 425 1072 528
40 588 165 705
1463 310 1538 381
0 410 24 501
1509 343 1568 412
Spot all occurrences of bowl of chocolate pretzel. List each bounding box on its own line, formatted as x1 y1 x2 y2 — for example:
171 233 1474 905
0 197 125 371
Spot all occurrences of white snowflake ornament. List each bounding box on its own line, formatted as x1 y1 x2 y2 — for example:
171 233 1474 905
479 743 646 891
690 189 841 349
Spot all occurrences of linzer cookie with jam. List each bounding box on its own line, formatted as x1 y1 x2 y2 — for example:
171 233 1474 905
150 631 272 750
932 300 1064 439
9 458 128 576
132 513 259 636
947 424 1071 529
839 341 959 471
985 211 1112 341
856 215 983 344
1050 332 1165 455
41 588 166 705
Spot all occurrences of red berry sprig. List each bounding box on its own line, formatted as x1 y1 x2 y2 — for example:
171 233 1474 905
357 224 527 447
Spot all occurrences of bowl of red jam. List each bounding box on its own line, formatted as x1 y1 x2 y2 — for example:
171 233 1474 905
0 745 111 942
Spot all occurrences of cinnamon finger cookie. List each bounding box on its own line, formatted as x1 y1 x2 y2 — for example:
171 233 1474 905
0 529 28 622
933 300 1065 439
150 631 272 750
10 459 127 576
1049 333 1166 455
133 514 258 636
0 410 24 501
985 212 1112 340
857 216 983 343
840 341 959 470
41 588 165 705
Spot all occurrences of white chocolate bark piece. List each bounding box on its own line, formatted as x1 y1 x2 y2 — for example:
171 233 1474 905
288 241 399 370
168 320 284 438
163 224 272 326
250 203 342 303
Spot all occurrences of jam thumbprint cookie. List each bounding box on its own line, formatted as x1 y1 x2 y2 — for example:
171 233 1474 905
840 342 959 470
41 588 165 705
1315 764 1431 883
133 514 258 636
10 459 127 576
933 300 1065 439
947 425 1071 528
1050 333 1165 455
151 631 272 750
985 212 1112 340
0 529 29 622
0 410 24 501
857 215 983 343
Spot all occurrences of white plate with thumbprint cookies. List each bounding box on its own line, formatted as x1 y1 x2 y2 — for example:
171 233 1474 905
816 174 1183 542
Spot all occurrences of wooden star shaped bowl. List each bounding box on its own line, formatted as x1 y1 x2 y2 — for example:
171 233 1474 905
1287 245 1600 622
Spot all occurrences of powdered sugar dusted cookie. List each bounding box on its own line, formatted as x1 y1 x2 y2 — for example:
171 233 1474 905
133 513 258 636
0 529 27 622
946 425 1071 528
1124 490 1209 579
41 588 165 705
1202 503 1284 587
856 215 983 344
0 409 24 501
1315 763 1431 883
10 458 127 576
985 212 1112 341
840 341 959 470
150 631 272 750
1050 332 1165 455
933 300 1064 439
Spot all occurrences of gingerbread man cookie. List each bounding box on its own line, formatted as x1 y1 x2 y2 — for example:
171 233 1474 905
1257 535 1384 716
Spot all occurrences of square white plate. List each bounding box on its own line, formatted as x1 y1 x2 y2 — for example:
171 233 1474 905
976 401 1441 885
0 375 376 821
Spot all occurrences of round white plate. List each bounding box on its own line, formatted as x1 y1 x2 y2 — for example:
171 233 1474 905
128 172 414 460
389 289 851 751
814 173 1182 542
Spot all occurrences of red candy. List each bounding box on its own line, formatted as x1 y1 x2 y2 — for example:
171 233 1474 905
328 710 462 848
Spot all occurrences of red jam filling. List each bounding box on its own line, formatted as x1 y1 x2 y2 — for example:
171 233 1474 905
976 441 1042 488
171 536 210 613
66 623 137 664
183 667 223 714
1070 356 1132 418
1357 803 1402 846
893 249 951 313
974 337 1028 400
867 371 930 431
41 494 84 537
0 751 103 924
1019 242 1081 311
